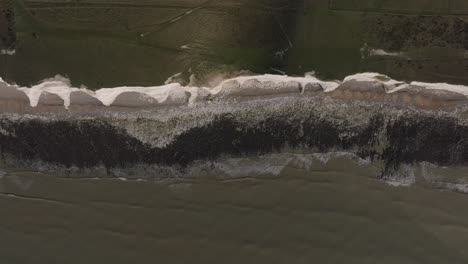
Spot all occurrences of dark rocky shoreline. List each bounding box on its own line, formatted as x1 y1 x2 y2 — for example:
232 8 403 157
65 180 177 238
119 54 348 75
1 97 467 178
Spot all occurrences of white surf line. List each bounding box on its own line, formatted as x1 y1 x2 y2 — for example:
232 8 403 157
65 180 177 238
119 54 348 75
411 81 468 97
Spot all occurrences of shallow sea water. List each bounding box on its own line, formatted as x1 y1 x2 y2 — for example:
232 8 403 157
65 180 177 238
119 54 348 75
1 158 468 264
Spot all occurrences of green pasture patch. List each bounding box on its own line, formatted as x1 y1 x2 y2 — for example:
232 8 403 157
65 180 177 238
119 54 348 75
330 0 452 14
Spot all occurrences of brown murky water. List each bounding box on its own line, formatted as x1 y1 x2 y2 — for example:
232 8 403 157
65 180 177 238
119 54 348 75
1 162 468 264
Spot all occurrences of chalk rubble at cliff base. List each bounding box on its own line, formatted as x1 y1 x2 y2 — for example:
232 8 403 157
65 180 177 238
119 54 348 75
0 73 467 113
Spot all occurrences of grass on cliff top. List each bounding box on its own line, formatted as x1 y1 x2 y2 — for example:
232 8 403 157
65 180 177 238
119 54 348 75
2 0 279 89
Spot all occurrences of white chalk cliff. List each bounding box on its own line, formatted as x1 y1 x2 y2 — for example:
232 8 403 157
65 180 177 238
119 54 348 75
0 72 467 113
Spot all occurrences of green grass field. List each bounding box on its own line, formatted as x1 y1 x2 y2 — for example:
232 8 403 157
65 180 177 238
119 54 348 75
331 0 452 14
1 0 467 88
2 0 294 88
287 0 468 84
